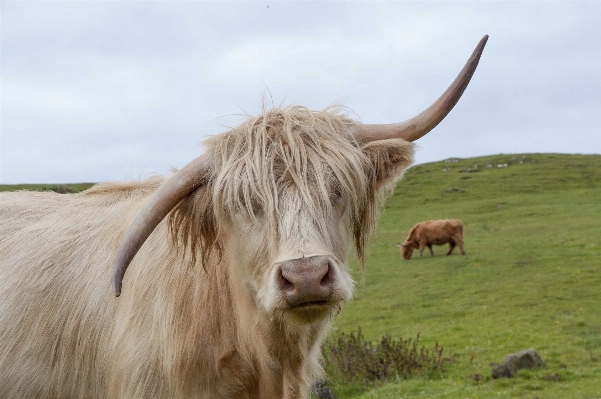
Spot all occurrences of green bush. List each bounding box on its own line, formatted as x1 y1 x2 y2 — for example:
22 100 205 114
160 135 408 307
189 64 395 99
323 327 445 384
42 184 75 193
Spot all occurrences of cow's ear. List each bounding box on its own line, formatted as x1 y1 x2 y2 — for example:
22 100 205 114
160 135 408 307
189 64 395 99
361 139 414 190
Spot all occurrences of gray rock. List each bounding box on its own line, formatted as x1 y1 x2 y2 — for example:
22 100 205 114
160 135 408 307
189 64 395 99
312 380 335 398
491 362 513 378
491 349 543 378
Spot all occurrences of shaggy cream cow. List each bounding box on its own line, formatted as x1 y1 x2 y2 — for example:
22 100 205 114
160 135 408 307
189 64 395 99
400 219 466 260
0 36 487 399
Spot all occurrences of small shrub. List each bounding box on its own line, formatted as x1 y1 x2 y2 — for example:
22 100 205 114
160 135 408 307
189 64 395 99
323 327 445 384
41 184 75 194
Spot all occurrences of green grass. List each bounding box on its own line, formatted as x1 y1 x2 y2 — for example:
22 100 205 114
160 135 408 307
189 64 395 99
0 183 94 193
3 154 601 397
327 153 601 398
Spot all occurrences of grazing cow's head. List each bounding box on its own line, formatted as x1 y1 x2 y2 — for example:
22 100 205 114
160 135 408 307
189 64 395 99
400 241 417 260
112 35 488 325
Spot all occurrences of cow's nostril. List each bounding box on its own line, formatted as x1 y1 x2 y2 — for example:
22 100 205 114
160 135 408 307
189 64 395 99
278 268 294 291
320 263 333 287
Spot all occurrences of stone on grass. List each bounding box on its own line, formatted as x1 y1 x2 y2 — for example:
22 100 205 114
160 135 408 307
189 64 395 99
312 380 335 398
491 349 543 378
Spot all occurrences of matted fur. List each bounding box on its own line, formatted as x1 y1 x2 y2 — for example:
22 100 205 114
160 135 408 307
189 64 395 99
0 105 414 399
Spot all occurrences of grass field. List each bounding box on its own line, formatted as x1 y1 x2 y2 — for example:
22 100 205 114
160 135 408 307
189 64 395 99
326 153 601 398
2 153 600 398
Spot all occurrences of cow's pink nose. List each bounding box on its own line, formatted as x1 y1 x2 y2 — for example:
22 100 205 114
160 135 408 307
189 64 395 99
278 256 334 307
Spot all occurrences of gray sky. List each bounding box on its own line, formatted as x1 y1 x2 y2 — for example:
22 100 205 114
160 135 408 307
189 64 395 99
1 1 599 184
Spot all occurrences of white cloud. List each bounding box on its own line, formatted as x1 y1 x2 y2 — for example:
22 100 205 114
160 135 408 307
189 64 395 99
1 1 600 184
206 28 387 90
2 61 173 130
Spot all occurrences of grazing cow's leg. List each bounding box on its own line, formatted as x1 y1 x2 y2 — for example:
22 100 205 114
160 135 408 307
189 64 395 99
427 244 434 257
447 241 456 256
419 242 426 257
454 234 466 255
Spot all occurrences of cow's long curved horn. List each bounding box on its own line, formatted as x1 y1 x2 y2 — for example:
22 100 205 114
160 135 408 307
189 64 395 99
112 154 211 296
351 35 488 143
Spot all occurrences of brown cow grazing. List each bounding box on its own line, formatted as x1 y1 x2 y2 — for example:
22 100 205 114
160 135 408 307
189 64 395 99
0 36 487 399
400 219 466 260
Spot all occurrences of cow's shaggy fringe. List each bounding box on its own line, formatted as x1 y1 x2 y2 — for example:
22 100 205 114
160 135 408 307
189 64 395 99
169 106 414 269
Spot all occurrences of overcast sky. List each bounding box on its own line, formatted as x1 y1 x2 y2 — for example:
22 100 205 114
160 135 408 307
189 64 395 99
1 1 599 184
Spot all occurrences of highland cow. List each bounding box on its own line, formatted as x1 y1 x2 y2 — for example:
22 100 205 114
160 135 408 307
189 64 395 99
0 36 487 399
400 219 466 260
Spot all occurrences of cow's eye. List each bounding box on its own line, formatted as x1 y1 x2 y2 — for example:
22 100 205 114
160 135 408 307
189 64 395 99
331 185 343 205
250 198 265 218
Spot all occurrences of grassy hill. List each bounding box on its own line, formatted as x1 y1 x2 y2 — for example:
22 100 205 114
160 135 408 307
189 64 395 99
328 153 601 398
0 183 94 193
2 153 600 398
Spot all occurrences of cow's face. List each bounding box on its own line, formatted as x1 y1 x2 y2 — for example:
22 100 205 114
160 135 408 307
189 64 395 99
115 124 411 310
226 185 354 325
172 108 415 325
401 241 416 260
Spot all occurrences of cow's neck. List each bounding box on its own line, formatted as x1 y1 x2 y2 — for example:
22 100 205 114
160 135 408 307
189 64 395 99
220 251 329 399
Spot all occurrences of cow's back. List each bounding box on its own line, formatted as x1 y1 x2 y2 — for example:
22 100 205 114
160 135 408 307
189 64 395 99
443 219 464 237
0 180 162 398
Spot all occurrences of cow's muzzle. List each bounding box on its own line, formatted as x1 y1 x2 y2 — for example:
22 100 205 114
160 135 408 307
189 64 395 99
277 255 334 308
